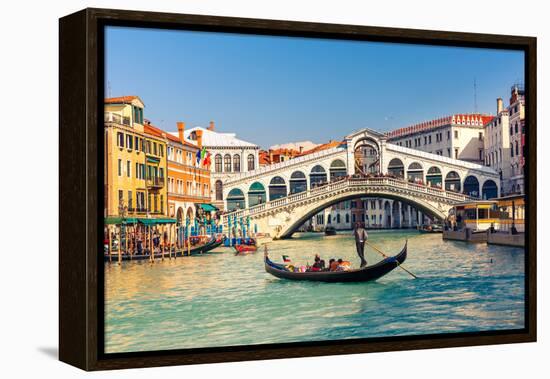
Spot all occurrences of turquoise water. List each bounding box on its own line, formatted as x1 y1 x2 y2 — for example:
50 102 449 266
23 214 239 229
104 230 525 353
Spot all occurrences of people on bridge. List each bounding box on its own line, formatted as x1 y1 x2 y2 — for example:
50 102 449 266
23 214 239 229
353 222 368 267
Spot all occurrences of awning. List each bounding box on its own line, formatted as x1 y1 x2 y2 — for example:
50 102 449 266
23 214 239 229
138 218 176 225
105 217 176 225
104 216 123 225
146 156 160 164
197 203 218 212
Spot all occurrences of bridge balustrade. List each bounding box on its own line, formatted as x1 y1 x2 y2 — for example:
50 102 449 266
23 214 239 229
221 176 473 228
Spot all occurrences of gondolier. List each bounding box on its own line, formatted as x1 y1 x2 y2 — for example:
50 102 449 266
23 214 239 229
354 222 368 267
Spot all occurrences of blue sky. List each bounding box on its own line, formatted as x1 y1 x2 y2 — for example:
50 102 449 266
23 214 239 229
105 26 524 149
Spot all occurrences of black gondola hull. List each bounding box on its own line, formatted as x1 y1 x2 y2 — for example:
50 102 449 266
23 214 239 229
264 241 407 282
104 236 223 261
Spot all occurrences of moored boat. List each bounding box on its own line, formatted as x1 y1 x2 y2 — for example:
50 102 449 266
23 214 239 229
104 235 223 261
324 226 336 236
264 241 407 282
234 244 258 254
418 224 443 233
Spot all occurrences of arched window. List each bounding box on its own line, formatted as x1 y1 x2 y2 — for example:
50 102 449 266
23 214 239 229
233 154 241 172
482 180 498 199
268 176 287 201
345 214 350 223
227 188 245 211
309 165 327 188
215 180 223 201
247 154 255 171
387 158 405 178
426 166 442 187
329 159 347 181
224 154 232 172
214 154 222 173
248 182 266 206
336 214 341 223
407 162 423 183
515 141 519 156
445 171 461 192
463 175 480 198
510 143 514 157
515 122 519 134
290 171 307 194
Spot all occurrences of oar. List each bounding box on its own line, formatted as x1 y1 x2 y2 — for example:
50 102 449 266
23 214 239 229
365 240 417 279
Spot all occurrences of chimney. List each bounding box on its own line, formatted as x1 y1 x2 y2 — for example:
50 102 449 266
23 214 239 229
497 98 503 114
177 122 185 144
299 146 303 153
196 129 203 149
208 121 215 131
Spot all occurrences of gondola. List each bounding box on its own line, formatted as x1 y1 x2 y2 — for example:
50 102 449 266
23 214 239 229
104 236 223 261
324 226 336 236
264 241 407 282
418 224 443 233
234 244 258 255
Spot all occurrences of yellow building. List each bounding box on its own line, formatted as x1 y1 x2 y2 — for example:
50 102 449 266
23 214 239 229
104 96 167 220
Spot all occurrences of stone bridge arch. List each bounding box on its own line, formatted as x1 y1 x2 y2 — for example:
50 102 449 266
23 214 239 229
274 189 449 239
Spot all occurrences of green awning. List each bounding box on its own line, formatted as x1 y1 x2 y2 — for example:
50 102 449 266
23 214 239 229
104 217 139 225
146 156 160 163
197 203 218 212
104 217 123 225
138 218 176 225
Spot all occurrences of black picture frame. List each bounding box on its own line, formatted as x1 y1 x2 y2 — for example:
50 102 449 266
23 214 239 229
59 7 537 371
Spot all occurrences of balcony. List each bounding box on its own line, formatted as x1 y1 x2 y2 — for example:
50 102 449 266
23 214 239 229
146 176 165 189
127 207 148 214
104 112 131 126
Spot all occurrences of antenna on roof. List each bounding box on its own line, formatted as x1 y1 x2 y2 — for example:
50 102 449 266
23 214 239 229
107 81 112 98
473 77 478 113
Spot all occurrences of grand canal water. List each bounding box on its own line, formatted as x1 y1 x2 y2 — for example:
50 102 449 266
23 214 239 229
104 230 525 353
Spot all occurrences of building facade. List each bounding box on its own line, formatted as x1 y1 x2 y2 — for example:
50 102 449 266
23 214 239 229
386 114 493 164
508 84 526 193
172 122 260 210
484 84 525 195
104 96 167 220
146 121 212 225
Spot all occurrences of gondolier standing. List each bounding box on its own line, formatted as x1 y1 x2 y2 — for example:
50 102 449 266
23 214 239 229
354 222 368 267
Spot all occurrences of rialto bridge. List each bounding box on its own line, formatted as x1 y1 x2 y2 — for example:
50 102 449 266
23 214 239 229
220 128 500 238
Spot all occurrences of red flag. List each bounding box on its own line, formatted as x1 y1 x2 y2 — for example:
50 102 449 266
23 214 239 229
203 151 212 167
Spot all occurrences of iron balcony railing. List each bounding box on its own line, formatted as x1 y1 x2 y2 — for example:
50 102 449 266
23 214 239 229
146 176 165 188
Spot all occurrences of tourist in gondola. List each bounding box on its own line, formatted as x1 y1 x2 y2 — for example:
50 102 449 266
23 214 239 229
328 258 337 271
354 222 368 267
335 258 352 271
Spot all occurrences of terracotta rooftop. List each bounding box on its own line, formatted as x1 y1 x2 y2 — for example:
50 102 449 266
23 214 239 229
104 96 141 104
297 140 344 156
143 122 198 149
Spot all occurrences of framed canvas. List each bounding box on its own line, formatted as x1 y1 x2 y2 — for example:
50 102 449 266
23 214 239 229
59 8 537 371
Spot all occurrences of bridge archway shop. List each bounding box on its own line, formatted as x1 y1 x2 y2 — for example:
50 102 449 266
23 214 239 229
227 188 245 211
268 176 287 201
248 182 266 207
289 171 307 194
